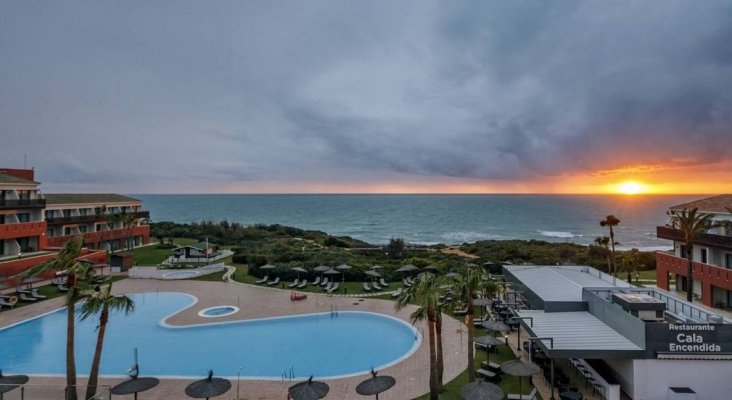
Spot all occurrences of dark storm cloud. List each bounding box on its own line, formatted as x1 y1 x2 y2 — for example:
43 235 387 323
1 1 731 191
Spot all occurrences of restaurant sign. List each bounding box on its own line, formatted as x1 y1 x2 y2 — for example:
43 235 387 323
667 324 720 352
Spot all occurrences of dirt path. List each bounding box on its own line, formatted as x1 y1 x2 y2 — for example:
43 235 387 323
437 246 479 259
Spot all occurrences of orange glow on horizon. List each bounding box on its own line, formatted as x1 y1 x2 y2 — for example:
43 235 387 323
612 181 651 195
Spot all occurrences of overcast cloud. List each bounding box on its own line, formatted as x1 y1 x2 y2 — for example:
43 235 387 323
1 1 731 192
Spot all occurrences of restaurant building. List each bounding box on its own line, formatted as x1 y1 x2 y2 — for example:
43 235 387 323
655 195 732 308
503 264 731 400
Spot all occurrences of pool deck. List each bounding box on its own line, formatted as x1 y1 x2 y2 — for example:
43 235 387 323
0 278 469 400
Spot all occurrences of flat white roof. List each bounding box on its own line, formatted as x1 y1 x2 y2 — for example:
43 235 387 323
517 310 643 352
506 265 630 302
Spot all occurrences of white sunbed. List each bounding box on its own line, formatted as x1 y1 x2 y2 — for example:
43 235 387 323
507 388 538 400
312 276 321 286
363 282 371 292
57 284 69 292
403 278 412 287
255 275 269 284
31 289 47 299
19 293 37 302
324 281 333 291
372 282 382 291
297 279 308 288
379 278 389 287
320 277 329 287
266 277 280 286
288 279 300 288
391 288 403 298
328 282 339 293
0 296 18 309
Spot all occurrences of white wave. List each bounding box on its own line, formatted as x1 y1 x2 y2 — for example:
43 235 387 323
441 231 503 243
537 230 583 239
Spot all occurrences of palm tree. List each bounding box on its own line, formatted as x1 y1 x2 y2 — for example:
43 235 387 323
395 274 442 400
94 205 109 260
453 266 485 382
122 211 137 251
78 282 135 400
600 215 621 275
668 207 714 302
24 236 92 400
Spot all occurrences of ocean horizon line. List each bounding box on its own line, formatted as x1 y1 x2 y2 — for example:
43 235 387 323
126 192 712 196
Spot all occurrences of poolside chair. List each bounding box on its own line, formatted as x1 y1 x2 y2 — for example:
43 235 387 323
320 277 329 287
476 368 498 381
327 282 339 293
297 279 308 288
391 287 403 298
57 284 68 292
363 282 371 292
255 275 269 284
288 278 300 288
19 292 37 302
31 289 47 299
453 305 468 316
267 277 280 286
312 276 321 286
323 282 333 291
372 282 382 290
0 296 18 309
402 278 412 287
379 278 389 287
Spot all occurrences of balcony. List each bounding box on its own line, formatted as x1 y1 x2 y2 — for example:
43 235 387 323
46 211 150 226
0 198 46 210
0 221 46 241
46 225 150 247
656 226 732 251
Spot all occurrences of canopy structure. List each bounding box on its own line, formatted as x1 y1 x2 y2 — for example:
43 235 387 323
460 380 504 400
355 369 396 400
288 376 329 400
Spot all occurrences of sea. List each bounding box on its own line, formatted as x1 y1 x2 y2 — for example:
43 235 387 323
133 194 701 250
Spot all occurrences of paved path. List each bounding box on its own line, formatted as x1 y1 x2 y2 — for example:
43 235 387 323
0 278 469 400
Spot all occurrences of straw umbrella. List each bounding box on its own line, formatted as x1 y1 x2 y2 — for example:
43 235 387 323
370 265 384 270
355 368 395 400
324 268 340 285
111 377 159 400
260 264 277 270
292 266 307 280
473 298 492 320
460 380 504 400
474 335 504 363
500 359 540 398
185 370 231 400
481 320 509 334
288 376 329 400
336 263 352 282
313 265 330 282
0 370 29 400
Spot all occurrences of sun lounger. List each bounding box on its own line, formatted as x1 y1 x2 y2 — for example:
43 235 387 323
267 277 280 286
312 276 321 285
391 288 403 298
476 368 497 380
324 282 333 291
297 279 307 288
481 361 501 371
379 278 389 287
0 296 18 309
328 282 339 293
255 275 269 284
372 282 381 290
363 282 371 292
57 284 69 292
288 279 300 288
507 387 537 400
31 289 47 299
320 277 329 287
402 278 412 287
19 293 37 302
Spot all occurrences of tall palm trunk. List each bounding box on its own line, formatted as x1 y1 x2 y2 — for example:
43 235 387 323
427 316 438 400
686 245 694 302
466 299 475 382
435 312 444 392
66 276 78 400
609 227 617 275
85 306 109 400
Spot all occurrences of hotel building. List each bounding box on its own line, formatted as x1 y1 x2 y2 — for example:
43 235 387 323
656 195 732 308
0 168 150 280
504 264 731 400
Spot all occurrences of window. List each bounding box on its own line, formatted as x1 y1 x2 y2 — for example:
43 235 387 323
700 248 708 264
726 254 732 269
45 210 53 219
47 228 55 237
17 213 30 223
78 226 87 233
64 227 73 236
0 215 4 224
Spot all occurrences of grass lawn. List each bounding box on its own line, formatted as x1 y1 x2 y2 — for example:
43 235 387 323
414 323 541 400
131 238 198 265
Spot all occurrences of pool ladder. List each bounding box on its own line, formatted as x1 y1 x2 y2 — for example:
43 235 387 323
330 305 339 318
282 365 295 381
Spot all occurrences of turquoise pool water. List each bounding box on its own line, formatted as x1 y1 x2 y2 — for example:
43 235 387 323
0 292 420 379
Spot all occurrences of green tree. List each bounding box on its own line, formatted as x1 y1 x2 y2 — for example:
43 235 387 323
395 274 442 399
78 282 135 400
386 238 405 259
668 208 714 302
592 236 612 273
600 215 621 275
24 236 92 400
453 266 486 382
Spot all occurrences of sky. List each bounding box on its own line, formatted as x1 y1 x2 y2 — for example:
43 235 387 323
1 1 731 194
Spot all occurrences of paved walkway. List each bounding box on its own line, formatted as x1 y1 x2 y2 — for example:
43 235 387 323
0 278 469 400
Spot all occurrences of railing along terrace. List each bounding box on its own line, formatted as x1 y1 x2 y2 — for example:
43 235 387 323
657 226 732 250
46 211 150 225
0 199 46 209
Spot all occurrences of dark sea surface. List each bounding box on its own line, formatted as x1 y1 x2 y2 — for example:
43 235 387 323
133 194 700 249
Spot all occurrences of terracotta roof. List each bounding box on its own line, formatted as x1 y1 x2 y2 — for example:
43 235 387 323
0 172 39 185
669 194 732 214
45 193 142 205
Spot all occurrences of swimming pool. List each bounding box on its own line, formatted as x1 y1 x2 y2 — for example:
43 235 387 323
0 292 420 379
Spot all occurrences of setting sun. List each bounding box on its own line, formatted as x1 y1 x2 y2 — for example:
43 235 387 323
615 181 649 195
